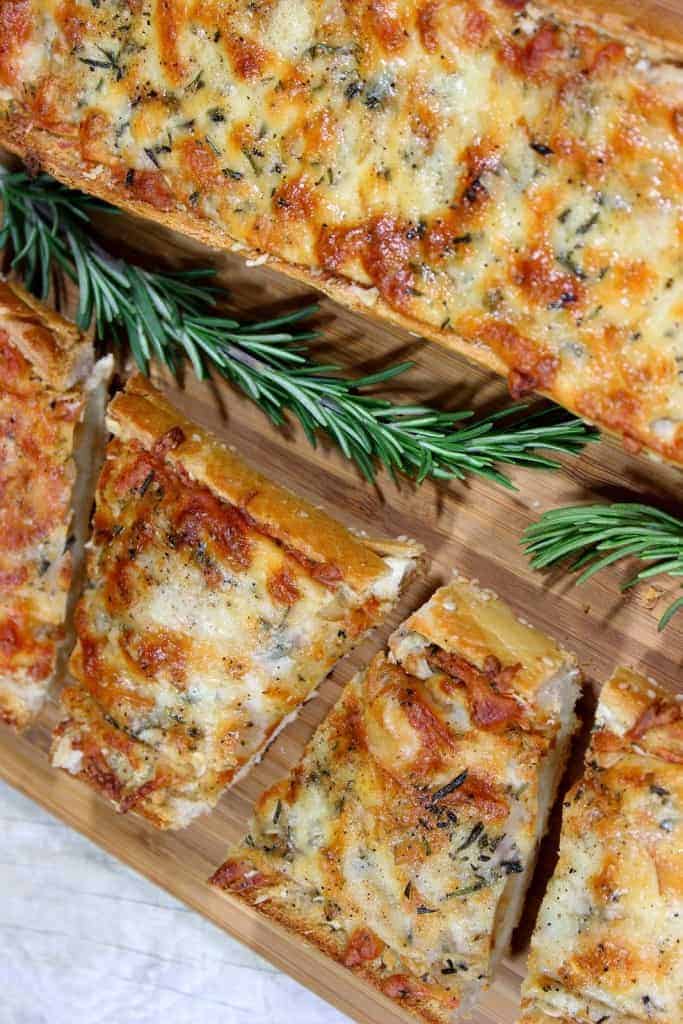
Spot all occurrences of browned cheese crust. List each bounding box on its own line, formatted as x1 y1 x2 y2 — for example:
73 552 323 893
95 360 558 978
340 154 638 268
0 278 93 729
212 575 580 1023
1 0 682 463
519 667 683 1024
51 375 420 828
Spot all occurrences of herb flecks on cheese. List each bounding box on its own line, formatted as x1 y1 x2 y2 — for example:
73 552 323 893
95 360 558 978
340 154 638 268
213 575 580 1024
1 0 682 461
0 280 94 731
51 375 418 829
520 667 683 1024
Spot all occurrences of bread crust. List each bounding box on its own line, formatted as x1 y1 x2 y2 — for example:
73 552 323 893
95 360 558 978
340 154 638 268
519 668 683 1024
0 277 92 388
1 0 683 468
1 120 516 403
214 869 455 1024
212 576 581 1023
52 375 420 827
0 279 98 729
109 374 421 593
0 122 511 384
2 112 680 468
390 572 574 706
545 0 683 59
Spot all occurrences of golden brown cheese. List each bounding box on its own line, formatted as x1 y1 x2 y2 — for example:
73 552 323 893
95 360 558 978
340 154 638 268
1 0 682 463
0 279 94 730
212 575 580 1024
51 374 420 829
519 667 683 1024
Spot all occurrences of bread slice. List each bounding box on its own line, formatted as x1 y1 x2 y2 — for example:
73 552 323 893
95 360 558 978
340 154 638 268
211 574 580 1023
51 374 421 828
1 1 682 464
0 279 111 730
519 667 683 1024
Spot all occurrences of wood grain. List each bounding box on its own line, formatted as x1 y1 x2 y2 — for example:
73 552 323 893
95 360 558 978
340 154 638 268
0 195 681 1024
554 0 683 54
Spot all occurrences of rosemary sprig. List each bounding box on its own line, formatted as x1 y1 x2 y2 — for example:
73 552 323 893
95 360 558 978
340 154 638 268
0 167 598 487
524 503 683 629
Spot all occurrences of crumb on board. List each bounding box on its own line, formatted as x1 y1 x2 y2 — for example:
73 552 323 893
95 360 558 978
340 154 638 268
640 584 662 610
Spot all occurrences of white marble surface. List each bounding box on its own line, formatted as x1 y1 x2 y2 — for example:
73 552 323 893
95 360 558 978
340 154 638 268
0 780 347 1024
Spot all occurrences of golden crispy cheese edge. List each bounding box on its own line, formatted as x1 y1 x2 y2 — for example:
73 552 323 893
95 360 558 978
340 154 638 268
2 118 680 470
0 277 93 388
211 670 465 1024
212 579 581 1022
390 573 577 708
519 666 683 1024
108 374 421 593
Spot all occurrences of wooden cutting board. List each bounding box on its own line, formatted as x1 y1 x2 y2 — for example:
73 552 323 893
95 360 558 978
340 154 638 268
0 195 681 1024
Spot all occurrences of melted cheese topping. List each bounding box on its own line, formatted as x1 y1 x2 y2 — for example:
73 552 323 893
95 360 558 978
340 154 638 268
0 312 86 729
521 669 683 1024
214 579 579 1023
2 0 683 461
53 430 410 828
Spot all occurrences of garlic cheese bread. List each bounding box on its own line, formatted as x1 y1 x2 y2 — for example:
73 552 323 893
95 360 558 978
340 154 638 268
51 375 420 828
0 279 109 730
212 576 580 1023
519 668 683 1024
0 0 682 463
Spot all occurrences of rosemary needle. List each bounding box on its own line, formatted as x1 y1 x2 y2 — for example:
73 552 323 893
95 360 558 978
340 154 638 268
524 502 683 629
0 168 597 487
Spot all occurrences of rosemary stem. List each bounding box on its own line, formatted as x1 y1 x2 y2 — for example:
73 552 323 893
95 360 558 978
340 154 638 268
0 166 598 489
